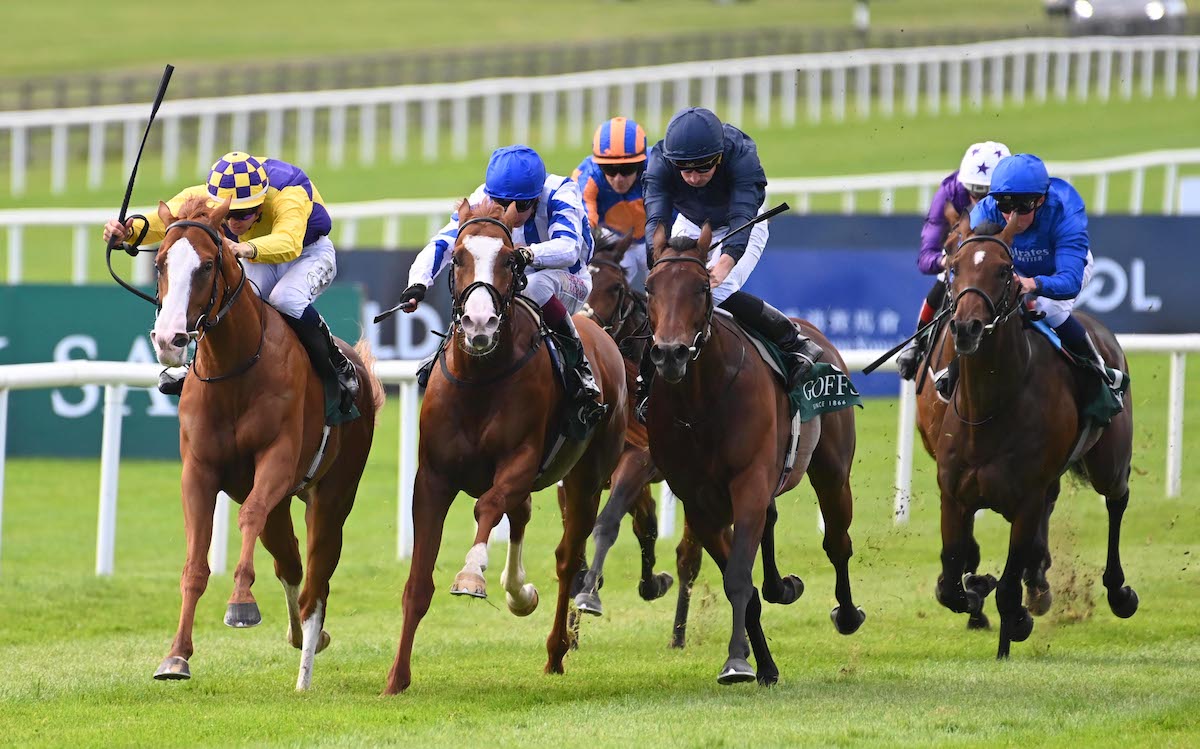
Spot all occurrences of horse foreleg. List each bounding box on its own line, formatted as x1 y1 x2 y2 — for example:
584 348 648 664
935 497 983 620
547 464 603 675
154 461 219 681
759 498 804 607
1022 482 1059 617
258 501 304 649
995 502 1041 659
670 522 703 649
385 467 455 695
501 495 539 617
451 455 536 600
630 483 674 602
719 475 775 687
227 458 295 629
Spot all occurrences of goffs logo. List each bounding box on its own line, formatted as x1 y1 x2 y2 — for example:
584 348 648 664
802 372 856 401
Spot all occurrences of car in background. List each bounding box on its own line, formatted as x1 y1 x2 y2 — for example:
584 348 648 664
1044 0 1188 33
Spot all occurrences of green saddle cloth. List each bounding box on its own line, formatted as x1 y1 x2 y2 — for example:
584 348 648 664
322 376 360 426
741 326 863 423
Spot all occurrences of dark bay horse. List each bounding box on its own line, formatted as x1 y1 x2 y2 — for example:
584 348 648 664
920 217 1138 657
384 200 627 694
149 196 382 689
643 225 865 685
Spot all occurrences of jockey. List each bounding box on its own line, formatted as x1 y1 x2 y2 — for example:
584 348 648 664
101 152 359 412
572 117 649 289
399 145 608 430
639 106 822 414
970 153 1125 394
897 141 1010 380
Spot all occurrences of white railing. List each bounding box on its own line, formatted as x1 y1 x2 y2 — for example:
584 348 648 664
0 338 1193 575
3 36 1198 196
4 147 1199 284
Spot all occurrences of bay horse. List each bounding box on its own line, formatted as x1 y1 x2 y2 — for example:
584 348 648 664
384 200 627 694
919 216 1138 657
642 224 865 685
148 196 383 689
573 233 704 648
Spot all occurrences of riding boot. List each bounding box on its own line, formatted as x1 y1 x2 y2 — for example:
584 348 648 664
1062 331 1125 393
546 313 609 432
287 306 360 414
896 333 928 381
727 295 823 390
158 367 188 396
934 358 958 399
634 346 654 424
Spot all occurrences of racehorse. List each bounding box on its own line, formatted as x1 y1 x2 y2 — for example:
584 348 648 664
918 216 1139 657
642 224 865 685
148 196 383 689
383 200 627 694
573 233 700 648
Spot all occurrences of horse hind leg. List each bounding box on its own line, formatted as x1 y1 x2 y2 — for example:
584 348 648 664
501 495 539 617
547 463 604 675
807 445 866 636
258 500 305 648
1083 424 1139 619
670 522 703 649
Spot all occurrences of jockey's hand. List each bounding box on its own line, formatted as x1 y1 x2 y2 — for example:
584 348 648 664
709 254 737 288
102 218 135 244
516 246 535 269
400 283 426 312
1015 274 1038 295
224 237 258 260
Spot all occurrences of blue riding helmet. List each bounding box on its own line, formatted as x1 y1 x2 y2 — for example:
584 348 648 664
663 107 724 163
989 153 1051 196
484 145 546 201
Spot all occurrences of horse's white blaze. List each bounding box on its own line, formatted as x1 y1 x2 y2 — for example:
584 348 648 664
151 238 201 364
295 600 324 691
461 234 504 339
973 249 987 267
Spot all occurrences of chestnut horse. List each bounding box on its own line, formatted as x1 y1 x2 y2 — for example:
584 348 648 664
643 225 865 685
574 234 704 648
148 196 382 689
384 200 627 694
920 217 1138 658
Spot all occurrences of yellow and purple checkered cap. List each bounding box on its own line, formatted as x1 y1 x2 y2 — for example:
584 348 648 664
206 152 269 209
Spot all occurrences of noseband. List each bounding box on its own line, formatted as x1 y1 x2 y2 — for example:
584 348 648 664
648 254 713 361
449 216 529 345
951 235 1023 335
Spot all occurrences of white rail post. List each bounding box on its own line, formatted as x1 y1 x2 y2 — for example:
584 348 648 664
72 225 89 285
10 126 27 196
209 492 231 575
658 483 676 539
7 226 23 285
1167 351 1185 498
96 384 127 576
0 389 7 573
894 378 917 524
397 379 418 560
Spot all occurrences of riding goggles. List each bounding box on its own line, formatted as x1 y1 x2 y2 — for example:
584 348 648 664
227 206 261 220
493 197 536 213
670 154 722 174
599 162 642 177
993 193 1042 215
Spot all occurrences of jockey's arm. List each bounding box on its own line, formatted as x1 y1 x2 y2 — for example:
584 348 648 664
108 186 207 246
720 145 767 263
642 148 674 247
407 217 460 289
246 186 312 263
1035 207 1090 300
525 180 586 270
575 168 602 231
918 183 955 274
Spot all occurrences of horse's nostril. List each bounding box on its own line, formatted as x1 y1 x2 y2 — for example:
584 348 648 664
649 345 665 365
483 315 499 333
171 333 189 348
670 344 690 362
968 320 984 336
461 314 474 328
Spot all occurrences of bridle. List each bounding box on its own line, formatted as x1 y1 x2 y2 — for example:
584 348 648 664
448 217 530 354
950 235 1023 335
646 254 714 362
582 256 639 335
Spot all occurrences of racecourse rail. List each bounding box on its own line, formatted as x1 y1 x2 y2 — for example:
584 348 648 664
0 337 1195 575
1 36 1198 197
3 148 1199 285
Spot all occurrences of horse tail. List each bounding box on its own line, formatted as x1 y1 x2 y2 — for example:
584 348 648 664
353 338 386 418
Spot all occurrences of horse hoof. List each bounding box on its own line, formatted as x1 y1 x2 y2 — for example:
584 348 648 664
717 658 756 685
153 656 191 680
1108 586 1139 619
450 572 487 599
573 590 603 617
224 602 262 628
764 575 805 606
669 637 686 650
638 572 674 601
757 670 779 687
507 585 539 617
965 573 998 599
1026 585 1053 617
1004 609 1034 644
316 630 331 654
831 606 866 635
967 612 991 630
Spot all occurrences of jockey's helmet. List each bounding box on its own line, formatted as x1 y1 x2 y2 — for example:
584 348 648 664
989 154 1051 198
663 107 724 167
957 141 1011 197
592 117 647 165
484 145 546 202
207 152 270 209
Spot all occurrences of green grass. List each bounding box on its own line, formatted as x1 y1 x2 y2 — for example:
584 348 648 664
0 352 1197 747
2 1 1050 78
6 91 1199 284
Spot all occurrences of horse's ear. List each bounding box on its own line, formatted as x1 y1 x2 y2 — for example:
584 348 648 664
943 202 961 227
612 232 635 263
650 223 668 263
157 201 177 228
210 197 231 226
943 213 970 254
998 214 1019 245
456 199 472 227
696 222 713 254
501 201 520 228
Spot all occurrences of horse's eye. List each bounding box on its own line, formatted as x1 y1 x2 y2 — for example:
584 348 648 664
610 284 622 293
203 260 214 272
998 266 1011 279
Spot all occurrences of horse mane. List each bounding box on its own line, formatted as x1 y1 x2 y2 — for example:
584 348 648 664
175 195 216 222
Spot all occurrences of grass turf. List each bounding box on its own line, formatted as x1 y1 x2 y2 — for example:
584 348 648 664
0 352 1196 747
